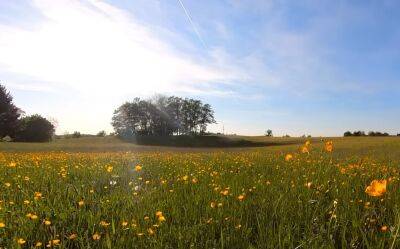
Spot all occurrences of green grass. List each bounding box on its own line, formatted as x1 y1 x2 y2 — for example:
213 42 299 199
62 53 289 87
0 137 400 248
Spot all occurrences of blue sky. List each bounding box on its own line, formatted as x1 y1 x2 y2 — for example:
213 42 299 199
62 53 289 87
0 0 399 136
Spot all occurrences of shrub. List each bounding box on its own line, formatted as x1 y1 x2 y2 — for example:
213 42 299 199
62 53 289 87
72 131 81 138
16 115 55 142
97 130 106 137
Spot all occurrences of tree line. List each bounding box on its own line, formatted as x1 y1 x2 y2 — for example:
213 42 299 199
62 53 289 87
0 84 55 142
112 95 216 138
344 131 390 137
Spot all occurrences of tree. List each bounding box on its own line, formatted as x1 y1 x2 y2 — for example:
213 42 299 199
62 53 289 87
111 96 216 137
97 130 106 137
72 131 81 138
343 131 352 137
0 84 22 138
16 114 55 142
199 104 216 134
265 129 273 137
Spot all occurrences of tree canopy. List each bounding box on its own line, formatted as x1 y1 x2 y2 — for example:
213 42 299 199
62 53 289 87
0 84 22 138
16 114 55 142
112 95 216 137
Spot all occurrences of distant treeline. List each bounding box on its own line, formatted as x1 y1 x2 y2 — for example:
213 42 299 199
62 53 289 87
344 131 391 137
112 95 216 138
0 84 55 142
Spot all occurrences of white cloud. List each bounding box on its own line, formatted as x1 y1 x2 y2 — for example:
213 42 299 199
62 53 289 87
0 0 243 97
0 0 248 133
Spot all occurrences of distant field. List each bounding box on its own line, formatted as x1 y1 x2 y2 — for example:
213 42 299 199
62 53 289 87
1 137 400 248
0 135 308 152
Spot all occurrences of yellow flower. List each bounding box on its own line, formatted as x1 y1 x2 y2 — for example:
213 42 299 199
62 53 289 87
34 192 42 200
8 162 16 167
24 200 30 205
27 213 38 220
155 211 163 217
0 222 5 228
48 239 60 246
35 241 43 247
4 182 11 187
305 140 311 147
43 219 51 226
135 165 142 172
237 194 245 201
100 221 110 227
69 234 77 240
106 165 113 173
381 225 388 232
17 238 26 245
365 180 387 197
121 221 128 227
285 154 293 162
221 189 229 196
182 175 189 181
325 141 333 152
92 233 101 240
78 200 85 207
147 228 155 235
301 146 309 154
158 216 166 222
210 202 216 208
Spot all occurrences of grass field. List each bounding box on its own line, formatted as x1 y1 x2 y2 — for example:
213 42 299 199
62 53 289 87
1 136 400 248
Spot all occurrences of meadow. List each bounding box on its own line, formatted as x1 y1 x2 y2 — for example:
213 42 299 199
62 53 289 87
0 137 400 248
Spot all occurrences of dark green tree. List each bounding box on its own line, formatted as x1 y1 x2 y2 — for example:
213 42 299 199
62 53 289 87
0 84 22 138
16 114 55 142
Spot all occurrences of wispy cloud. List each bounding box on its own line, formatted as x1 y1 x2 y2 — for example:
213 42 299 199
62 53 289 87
0 0 243 97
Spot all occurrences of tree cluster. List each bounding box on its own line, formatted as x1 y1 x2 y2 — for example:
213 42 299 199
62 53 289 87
0 84 55 142
112 95 216 137
344 131 390 137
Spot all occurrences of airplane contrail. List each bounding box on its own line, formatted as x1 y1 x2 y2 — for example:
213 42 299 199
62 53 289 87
177 0 207 49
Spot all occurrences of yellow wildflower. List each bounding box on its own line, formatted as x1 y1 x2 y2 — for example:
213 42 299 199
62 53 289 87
69 234 77 240
285 154 293 162
365 180 387 197
325 141 333 152
92 233 101 240
147 228 155 235
17 238 26 245
106 165 113 173
78 200 85 207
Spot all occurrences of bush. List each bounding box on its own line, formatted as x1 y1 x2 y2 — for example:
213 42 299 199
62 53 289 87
72 131 81 138
16 115 55 142
343 131 352 137
97 130 106 137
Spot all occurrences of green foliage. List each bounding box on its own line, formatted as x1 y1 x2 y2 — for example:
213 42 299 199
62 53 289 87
16 114 55 142
112 95 216 138
97 131 107 137
265 129 273 137
0 84 22 138
345 131 390 137
72 131 82 138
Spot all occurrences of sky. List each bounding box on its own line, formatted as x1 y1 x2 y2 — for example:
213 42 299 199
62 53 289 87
0 0 399 136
